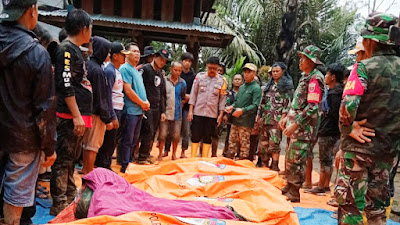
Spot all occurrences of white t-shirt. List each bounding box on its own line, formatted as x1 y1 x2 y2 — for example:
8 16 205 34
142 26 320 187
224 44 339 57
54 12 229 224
112 68 124 110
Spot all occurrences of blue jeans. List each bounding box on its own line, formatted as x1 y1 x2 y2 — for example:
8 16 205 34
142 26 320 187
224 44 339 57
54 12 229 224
0 150 41 207
119 114 142 169
181 109 190 150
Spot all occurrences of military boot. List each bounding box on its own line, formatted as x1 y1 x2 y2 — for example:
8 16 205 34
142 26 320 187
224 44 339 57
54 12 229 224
282 184 300 202
270 160 280 171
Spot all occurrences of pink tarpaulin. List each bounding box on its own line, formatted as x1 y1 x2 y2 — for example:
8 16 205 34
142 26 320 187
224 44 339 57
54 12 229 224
83 168 237 220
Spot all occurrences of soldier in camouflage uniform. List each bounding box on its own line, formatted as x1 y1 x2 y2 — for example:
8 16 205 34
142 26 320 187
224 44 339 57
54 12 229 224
335 13 400 225
257 62 294 170
279 45 325 202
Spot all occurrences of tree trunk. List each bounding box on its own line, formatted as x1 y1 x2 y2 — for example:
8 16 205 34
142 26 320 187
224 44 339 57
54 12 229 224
276 0 298 68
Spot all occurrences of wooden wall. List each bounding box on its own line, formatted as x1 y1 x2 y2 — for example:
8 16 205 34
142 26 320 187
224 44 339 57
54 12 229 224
78 0 199 23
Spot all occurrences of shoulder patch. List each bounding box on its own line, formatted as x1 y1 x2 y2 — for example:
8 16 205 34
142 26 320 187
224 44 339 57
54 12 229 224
307 78 322 103
343 63 364 97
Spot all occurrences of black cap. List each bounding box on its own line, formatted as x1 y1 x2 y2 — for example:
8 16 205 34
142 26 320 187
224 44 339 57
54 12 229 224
0 0 37 21
141 46 155 58
155 48 171 61
110 42 130 56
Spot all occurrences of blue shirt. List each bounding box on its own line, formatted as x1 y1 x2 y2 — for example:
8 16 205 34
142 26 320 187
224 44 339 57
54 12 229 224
120 62 147 115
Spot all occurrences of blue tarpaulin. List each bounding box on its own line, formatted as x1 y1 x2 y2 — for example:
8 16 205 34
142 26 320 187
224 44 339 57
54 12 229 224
294 207 400 225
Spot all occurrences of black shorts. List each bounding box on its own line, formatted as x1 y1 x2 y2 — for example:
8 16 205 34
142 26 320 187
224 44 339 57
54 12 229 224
191 116 217 144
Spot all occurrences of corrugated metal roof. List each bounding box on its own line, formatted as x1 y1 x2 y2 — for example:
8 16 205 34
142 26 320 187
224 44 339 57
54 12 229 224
39 10 229 35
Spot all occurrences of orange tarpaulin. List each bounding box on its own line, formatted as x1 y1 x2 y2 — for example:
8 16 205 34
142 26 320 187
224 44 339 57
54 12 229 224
56 211 298 225
56 158 299 224
123 158 284 188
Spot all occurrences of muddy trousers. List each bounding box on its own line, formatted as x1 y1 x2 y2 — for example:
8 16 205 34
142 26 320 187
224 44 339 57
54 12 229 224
50 118 83 212
335 151 393 225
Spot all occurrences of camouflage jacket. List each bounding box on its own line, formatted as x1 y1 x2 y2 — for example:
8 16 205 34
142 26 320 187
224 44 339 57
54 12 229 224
340 49 400 155
258 82 292 127
286 69 325 141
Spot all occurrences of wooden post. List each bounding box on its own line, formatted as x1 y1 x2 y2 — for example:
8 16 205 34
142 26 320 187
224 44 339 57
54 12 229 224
134 31 144 54
192 42 199 72
101 0 114 16
121 0 134 17
186 36 199 72
81 0 94 14
141 0 154 19
161 0 174 22
181 0 194 23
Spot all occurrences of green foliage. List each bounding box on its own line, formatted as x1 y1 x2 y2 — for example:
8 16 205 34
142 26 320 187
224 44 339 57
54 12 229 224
211 0 357 85
226 56 246 78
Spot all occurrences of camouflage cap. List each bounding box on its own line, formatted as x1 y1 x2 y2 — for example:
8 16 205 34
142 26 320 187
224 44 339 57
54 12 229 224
297 45 323 65
361 13 399 45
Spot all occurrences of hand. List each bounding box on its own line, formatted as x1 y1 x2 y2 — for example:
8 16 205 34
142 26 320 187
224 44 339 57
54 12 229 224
161 113 166 122
187 111 193 122
42 152 57 167
223 115 229 124
349 119 375 143
112 119 119 129
334 149 343 169
278 117 288 130
283 123 298 137
232 108 243 118
217 114 224 127
225 105 234 113
72 116 86 136
141 100 150 111
106 123 114 131
339 103 352 126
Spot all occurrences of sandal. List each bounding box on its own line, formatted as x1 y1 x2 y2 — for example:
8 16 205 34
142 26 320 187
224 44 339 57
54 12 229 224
327 198 339 207
36 190 48 199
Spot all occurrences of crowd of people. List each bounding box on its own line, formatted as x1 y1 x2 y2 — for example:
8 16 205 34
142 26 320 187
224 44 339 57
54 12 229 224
0 1 400 225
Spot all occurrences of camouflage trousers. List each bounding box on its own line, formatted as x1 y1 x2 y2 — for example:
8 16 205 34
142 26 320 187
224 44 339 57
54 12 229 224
226 125 251 160
258 125 282 163
50 118 83 212
335 151 393 225
285 138 312 190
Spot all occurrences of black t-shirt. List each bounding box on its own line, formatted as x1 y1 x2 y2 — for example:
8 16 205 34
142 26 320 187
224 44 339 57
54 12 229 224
180 67 196 111
139 63 166 112
55 40 93 115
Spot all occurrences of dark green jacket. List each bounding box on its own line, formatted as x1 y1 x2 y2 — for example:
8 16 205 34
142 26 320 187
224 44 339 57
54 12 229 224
232 80 262 128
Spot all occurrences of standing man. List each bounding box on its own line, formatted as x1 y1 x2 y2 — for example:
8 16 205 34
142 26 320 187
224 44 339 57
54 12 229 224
137 49 168 165
257 62 294 170
225 63 261 160
95 42 129 169
164 52 195 158
138 46 155 69
188 56 227 157
50 9 93 216
306 63 344 195
0 0 56 223
279 45 325 202
81 36 113 174
335 13 400 225
222 74 244 156
119 42 149 173
158 62 186 160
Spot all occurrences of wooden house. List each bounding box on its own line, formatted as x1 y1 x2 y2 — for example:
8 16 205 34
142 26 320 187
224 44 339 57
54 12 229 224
38 0 234 70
